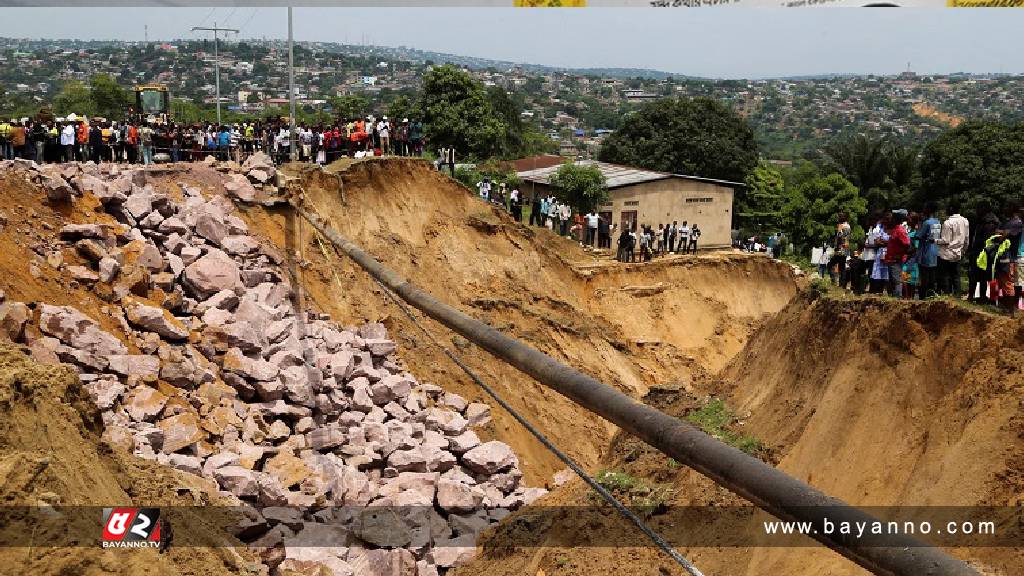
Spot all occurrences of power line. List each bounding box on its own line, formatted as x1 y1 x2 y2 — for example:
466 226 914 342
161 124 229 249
238 8 260 35
196 7 216 30
222 7 239 28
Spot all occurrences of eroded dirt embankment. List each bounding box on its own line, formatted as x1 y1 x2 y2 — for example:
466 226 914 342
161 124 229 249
454 295 1024 576
0 343 257 576
234 158 799 485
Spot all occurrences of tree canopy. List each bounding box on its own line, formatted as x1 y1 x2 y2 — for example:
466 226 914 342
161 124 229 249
918 121 1024 217
781 163 867 251
597 97 758 184
89 74 131 119
53 81 96 117
549 163 608 213
419 65 507 161
738 163 788 235
822 135 918 217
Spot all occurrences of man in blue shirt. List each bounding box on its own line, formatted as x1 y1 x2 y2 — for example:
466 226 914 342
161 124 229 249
218 126 231 161
918 204 941 299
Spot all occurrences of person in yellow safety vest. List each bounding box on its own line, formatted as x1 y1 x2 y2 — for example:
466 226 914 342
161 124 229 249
976 233 1014 314
0 119 12 160
243 123 255 156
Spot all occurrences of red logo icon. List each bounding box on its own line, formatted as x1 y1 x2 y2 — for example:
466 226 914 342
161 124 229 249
101 508 161 549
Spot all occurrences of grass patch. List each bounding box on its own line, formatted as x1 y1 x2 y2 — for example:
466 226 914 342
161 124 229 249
594 469 674 516
685 398 764 455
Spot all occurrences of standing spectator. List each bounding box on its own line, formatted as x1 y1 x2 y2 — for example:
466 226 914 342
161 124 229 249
968 208 1000 302
476 177 491 201
689 224 701 254
884 211 912 298
936 207 969 296
558 202 571 236
917 205 941 299
89 123 103 163
585 211 599 247
139 122 154 165
530 194 542 227
1004 207 1022 307
679 221 691 255
378 116 390 154
30 121 47 163
509 187 521 222
409 120 423 156
60 120 75 162
667 221 677 253
77 119 89 162
829 213 851 286
598 214 610 249
0 118 11 160
11 121 26 159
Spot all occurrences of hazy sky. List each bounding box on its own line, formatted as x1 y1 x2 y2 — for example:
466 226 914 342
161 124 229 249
2 7 1023 78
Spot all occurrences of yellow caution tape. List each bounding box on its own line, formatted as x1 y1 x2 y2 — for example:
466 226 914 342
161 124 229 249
514 0 588 6
948 0 1024 5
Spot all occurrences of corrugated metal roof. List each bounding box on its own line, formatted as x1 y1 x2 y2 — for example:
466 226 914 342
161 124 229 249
517 160 671 189
516 160 745 189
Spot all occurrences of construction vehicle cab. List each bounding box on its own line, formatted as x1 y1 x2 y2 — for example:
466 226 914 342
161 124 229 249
134 84 171 125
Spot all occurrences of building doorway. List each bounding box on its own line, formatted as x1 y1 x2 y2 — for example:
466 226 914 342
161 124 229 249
620 210 637 232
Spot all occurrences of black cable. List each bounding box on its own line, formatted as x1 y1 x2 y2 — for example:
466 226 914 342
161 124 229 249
365 274 705 576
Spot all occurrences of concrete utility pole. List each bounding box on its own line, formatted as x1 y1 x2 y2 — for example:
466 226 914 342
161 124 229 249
288 7 297 161
192 22 239 126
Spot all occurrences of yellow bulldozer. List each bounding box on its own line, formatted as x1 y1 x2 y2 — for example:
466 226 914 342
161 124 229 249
133 84 171 125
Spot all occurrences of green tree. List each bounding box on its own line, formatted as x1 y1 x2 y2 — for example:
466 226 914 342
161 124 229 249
89 74 130 119
387 95 416 124
419 65 506 160
918 121 1024 217
598 97 758 184
329 94 370 119
738 163 787 235
53 81 95 117
549 163 608 213
781 166 866 252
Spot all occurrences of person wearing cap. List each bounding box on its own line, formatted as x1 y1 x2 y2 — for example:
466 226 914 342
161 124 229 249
60 120 75 162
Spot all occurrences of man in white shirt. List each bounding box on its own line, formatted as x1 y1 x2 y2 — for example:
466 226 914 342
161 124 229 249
678 221 691 254
559 203 571 237
936 209 970 296
60 121 76 162
585 212 600 247
378 117 390 154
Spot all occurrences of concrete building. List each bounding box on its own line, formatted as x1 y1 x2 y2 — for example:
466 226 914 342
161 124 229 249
517 160 741 248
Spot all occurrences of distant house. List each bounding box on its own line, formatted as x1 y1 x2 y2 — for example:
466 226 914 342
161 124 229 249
623 89 658 100
517 159 741 248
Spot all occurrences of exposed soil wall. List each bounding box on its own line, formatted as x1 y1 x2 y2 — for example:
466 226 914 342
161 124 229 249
231 158 799 485
455 296 1024 576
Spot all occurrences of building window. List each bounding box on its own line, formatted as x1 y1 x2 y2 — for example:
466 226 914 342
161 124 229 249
685 197 714 203
624 200 639 207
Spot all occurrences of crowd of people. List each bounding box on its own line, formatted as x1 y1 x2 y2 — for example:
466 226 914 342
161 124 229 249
473 178 703 264
0 114 426 166
815 206 1023 315
616 221 702 263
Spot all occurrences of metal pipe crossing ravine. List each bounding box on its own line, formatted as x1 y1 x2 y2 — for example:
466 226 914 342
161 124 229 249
296 204 979 576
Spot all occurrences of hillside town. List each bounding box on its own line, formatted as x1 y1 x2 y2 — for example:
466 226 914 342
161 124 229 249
2 37 1023 160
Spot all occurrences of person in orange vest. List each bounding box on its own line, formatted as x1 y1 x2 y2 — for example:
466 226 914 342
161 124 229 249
77 120 90 163
126 123 139 163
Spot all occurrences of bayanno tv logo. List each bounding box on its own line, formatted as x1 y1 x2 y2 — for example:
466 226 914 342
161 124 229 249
101 508 161 549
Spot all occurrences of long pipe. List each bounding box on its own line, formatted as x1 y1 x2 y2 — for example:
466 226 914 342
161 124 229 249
297 205 978 576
